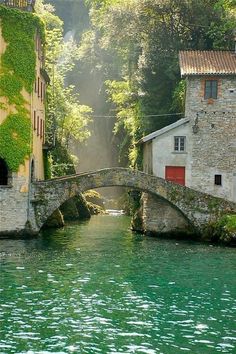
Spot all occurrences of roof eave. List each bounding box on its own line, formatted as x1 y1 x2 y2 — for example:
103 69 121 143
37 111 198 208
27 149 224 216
137 118 190 145
181 72 236 77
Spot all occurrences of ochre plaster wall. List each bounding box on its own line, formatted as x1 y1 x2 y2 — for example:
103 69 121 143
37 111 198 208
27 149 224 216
0 26 46 180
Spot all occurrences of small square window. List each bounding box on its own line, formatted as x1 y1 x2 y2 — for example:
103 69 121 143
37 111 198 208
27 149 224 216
215 174 222 186
205 80 218 99
174 136 186 152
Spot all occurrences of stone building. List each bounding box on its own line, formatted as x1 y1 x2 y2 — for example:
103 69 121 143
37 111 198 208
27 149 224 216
0 1 48 235
141 50 236 203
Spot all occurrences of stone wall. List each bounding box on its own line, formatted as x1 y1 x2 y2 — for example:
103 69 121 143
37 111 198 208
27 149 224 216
185 76 236 202
1 168 235 236
32 168 236 233
0 174 30 235
150 121 191 185
142 193 193 235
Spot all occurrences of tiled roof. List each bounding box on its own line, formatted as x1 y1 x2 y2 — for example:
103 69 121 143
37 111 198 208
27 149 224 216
138 118 189 144
179 50 236 76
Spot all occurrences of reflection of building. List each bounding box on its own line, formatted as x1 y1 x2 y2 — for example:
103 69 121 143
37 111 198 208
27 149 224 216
141 50 236 202
0 2 48 235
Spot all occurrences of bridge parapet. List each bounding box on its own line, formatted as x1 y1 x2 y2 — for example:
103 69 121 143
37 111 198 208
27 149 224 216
30 168 236 233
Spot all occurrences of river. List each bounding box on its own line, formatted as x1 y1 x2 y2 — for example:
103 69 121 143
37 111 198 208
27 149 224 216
0 215 235 354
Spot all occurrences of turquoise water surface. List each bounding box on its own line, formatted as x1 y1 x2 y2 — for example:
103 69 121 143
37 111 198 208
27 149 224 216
0 215 235 353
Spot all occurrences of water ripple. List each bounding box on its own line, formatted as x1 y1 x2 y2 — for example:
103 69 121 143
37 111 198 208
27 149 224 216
0 215 235 353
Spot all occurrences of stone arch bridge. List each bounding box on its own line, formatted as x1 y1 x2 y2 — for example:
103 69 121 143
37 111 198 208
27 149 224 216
30 168 236 234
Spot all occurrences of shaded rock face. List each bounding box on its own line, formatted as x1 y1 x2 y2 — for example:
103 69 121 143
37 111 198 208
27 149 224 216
84 190 105 215
141 193 194 235
60 195 90 221
131 207 144 233
43 209 64 229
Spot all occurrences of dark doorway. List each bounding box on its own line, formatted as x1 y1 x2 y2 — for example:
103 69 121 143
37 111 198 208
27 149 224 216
31 159 35 182
0 158 8 185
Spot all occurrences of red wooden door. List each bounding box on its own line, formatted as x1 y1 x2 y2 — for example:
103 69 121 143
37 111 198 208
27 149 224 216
165 166 185 186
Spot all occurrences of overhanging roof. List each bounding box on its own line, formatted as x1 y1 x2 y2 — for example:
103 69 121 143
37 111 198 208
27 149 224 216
138 118 190 144
179 50 236 76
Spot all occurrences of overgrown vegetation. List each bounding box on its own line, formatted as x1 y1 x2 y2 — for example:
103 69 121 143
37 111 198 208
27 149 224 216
46 0 236 220
204 214 236 244
69 0 235 167
36 0 92 177
0 5 44 171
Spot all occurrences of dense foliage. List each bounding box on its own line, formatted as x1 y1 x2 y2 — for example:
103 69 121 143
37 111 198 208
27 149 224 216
36 0 92 177
69 0 236 167
0 5 44 171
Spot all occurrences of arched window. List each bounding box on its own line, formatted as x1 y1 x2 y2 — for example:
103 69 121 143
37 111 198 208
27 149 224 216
0 159 9 185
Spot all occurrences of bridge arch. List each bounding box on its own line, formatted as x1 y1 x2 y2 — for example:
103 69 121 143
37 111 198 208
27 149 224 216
31 168 236 233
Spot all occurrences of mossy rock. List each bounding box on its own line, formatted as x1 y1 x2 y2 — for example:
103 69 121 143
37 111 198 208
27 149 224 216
86 201 105 215
60 195 91 221
84 190 105 210
131 207 143 232
43 209 64 229
203 214 236 245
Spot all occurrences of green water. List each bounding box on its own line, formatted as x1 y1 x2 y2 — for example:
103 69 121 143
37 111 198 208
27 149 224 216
0 215 235 354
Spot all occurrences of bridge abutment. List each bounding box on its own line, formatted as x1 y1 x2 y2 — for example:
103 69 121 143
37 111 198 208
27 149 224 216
141 193 194 235
1 168 236 240
0 175 32 237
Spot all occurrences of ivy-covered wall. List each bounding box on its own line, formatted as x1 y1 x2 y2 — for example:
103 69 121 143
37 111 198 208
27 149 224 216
0 5 45 171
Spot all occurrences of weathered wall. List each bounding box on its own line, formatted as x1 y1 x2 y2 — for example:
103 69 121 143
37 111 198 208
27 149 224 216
31 168 236 233
0 175 30 234
142 193 193 234
0 24 45 181
185 76 236 202
151 122 191 185
1 168 236 236
143 142 153 174
31 33 46 181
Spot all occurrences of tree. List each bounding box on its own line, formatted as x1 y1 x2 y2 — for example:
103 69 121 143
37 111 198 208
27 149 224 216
36 0 92 176
78 0 235 167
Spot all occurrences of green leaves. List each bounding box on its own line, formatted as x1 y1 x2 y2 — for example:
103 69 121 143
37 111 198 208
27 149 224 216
35 1 92 176
0 6 44 93
0 114 31 171
0 5 44 170
80 0 236 168
0 73 26 110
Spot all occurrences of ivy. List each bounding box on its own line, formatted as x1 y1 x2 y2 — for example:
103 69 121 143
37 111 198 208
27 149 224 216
0 5 45 171
0 113 31 171
0 5 45 93
0 73 26 111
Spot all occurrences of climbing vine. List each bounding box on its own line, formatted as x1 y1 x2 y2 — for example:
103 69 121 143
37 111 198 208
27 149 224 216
0 113 31 171
0 5 45 171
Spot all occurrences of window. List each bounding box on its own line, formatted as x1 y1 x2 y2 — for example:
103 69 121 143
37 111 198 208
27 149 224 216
37 116 40 136
174 136 186 152
215 174 222 186
33 110 36 130
0 158 8 185
41 82 43 101
42 120 45 143
205 80 218 99
40 119 43 138
38 77 40 97
31 160 35 182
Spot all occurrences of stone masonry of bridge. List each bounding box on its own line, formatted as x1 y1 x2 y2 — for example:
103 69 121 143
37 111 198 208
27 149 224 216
29 168 236 235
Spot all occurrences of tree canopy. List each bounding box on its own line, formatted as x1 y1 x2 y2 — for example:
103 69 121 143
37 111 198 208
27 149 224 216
36 0 92 176
47 0 236 168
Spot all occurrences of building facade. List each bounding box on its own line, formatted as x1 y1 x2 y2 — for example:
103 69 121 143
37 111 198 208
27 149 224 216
0 2 47 235
141 50 236 203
